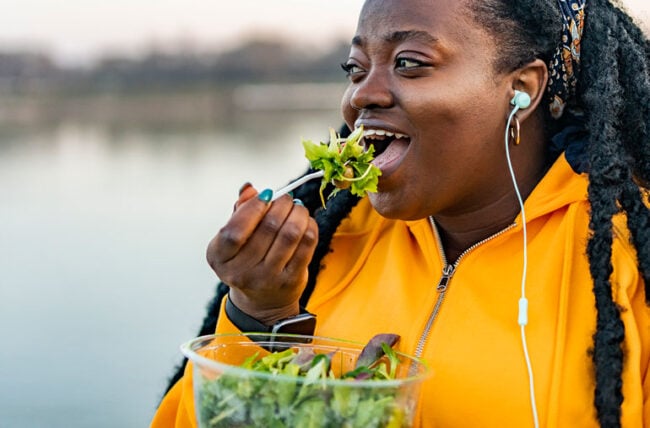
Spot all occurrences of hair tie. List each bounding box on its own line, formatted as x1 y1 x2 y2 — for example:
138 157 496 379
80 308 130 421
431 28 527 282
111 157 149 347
547 0 586 120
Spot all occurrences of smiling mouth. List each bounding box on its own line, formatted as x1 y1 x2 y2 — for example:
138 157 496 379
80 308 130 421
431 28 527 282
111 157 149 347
359 127 411 176
361 128 410 156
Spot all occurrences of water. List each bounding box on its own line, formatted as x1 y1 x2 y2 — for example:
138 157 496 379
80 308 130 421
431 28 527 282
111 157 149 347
0 108 345 427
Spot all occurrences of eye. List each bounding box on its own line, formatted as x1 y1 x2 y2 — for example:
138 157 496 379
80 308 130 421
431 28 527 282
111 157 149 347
395 57 425 70
341 62 365 77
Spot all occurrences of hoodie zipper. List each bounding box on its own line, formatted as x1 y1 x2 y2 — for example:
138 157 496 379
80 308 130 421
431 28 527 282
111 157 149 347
413 217 517 359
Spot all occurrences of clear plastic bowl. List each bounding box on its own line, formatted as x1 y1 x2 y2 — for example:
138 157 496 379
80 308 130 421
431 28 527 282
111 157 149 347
180 333 430 428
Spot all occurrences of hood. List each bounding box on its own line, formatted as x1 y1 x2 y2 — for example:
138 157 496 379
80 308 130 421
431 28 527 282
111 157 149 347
520 153 589 223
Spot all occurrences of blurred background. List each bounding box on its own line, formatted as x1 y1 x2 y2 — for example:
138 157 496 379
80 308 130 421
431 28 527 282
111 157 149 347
0 1 646 427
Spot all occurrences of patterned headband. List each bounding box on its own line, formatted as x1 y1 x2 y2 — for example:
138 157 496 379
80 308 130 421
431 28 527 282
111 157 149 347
547 0 586 120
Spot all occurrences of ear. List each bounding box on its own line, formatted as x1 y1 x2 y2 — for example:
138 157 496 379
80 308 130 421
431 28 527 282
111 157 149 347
508 58 548 123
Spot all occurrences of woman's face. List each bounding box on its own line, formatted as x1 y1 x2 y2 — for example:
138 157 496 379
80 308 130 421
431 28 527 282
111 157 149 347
341 0 515 220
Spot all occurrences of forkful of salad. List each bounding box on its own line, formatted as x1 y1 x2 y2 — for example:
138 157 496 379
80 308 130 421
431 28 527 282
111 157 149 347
271 126 382 207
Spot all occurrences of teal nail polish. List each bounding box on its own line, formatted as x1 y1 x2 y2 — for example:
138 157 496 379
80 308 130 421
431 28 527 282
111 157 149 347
258 188 273 203
293 198 305 207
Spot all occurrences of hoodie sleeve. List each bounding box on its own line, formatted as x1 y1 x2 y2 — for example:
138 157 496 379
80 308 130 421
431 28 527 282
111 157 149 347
149 363 197 428
150 296 239 428
638 289 650 425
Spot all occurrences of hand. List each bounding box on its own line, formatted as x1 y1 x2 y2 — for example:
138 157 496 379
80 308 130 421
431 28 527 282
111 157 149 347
206 184 319 325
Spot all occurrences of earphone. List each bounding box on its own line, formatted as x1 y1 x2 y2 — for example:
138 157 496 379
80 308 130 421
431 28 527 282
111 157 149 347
505 89 540 428
511 90 532 111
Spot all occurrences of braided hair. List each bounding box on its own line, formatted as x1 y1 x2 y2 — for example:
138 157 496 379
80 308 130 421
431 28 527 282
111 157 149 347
471 1 650 426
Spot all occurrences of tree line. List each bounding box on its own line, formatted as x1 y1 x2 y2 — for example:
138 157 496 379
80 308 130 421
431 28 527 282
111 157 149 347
0 38 351 95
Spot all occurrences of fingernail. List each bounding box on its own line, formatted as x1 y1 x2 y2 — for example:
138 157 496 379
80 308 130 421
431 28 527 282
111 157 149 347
258 188 273 203
293 198 305 207
238 182 252 195
288 191 294 198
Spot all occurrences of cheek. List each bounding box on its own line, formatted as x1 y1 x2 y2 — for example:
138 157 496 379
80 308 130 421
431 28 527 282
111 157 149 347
407 98 504 180
340 87 357 130
412 89 503 144
408 95 464 145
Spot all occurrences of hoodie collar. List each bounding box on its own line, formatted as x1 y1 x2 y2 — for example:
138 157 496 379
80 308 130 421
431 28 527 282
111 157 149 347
520 153 589 222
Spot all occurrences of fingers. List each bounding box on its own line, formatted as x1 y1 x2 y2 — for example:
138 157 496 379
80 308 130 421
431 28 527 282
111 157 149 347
282 213 318 279
226 195 295 267
206 183 317 322
233 182 257 211
263 201 318 273
207 186 315 275
208 187 274 265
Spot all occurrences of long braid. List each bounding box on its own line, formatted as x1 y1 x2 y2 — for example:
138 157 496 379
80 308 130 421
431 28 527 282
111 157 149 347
585 178 625 427
606 8 650 301
471 0 649 425
562 0 650 423
620 180 650 302
580 1 629 425
614 16 650 177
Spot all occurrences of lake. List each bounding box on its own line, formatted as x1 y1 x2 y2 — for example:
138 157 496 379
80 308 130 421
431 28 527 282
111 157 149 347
0 101 345 427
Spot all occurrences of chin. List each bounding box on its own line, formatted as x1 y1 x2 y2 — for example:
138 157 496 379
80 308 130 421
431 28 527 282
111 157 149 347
368 191 423 221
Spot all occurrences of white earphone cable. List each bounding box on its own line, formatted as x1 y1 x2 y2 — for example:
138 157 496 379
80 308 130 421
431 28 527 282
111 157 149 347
505 104 540 428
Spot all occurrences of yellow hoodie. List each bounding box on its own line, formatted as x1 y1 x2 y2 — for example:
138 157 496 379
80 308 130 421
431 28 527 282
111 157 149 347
152 155 649 427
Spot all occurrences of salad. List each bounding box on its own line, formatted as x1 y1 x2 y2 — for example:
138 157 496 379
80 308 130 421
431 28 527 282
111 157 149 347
197 334 412 428
302 126 382 207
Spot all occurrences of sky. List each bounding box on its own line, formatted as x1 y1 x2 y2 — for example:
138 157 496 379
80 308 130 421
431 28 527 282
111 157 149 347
0 0 647 65
0 0 365 65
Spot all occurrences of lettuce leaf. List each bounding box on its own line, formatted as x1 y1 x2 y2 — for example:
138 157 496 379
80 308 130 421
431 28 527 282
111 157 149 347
302 126 381 207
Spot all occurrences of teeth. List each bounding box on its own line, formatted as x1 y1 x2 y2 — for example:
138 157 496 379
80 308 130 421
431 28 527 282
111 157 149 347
361 128 408 139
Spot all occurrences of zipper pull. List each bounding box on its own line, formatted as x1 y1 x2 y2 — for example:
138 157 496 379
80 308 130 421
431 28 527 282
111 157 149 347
437 264 456 292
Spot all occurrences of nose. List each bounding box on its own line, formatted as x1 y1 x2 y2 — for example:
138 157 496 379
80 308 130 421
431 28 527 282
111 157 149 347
348 69 394 111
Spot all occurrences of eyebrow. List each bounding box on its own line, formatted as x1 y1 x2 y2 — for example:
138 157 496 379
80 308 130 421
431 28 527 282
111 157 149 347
351 30 439 47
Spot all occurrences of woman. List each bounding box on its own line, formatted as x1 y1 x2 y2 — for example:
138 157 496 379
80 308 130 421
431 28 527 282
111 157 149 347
152 0 649 426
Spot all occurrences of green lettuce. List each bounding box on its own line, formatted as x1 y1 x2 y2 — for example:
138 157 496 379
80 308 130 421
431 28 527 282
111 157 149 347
197 334 407 428
302 126 381 207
